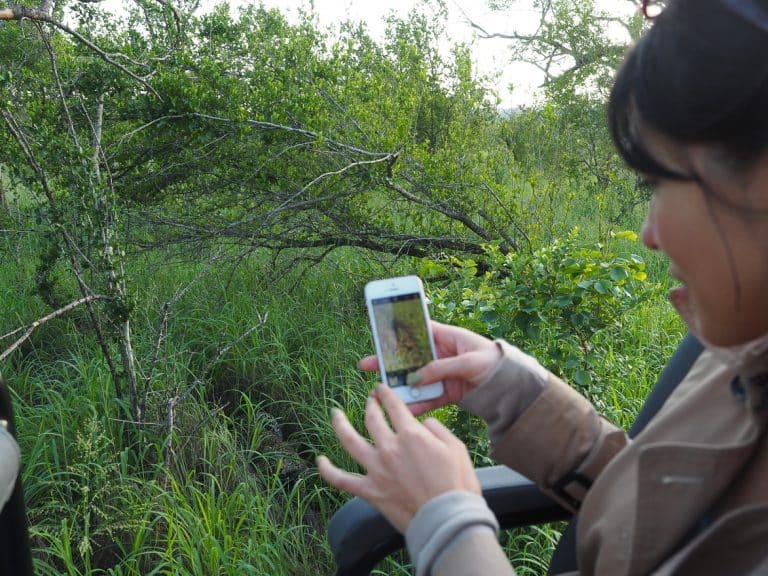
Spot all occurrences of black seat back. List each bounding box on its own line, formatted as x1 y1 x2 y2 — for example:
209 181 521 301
0 377 34 575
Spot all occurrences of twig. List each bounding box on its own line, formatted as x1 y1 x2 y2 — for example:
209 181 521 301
1 109 123 397
142 248 226 415
383 178 492 241
0 295 108 362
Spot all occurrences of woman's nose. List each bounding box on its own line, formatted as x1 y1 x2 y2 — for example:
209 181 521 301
641 217 659 251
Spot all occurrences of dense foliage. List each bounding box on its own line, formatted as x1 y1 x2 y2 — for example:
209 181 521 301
0 0 685 573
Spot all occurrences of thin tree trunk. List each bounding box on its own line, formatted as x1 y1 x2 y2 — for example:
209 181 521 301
0 164 7 211
92 94 140 420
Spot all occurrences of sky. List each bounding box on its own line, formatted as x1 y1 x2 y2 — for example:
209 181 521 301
255 1 638 109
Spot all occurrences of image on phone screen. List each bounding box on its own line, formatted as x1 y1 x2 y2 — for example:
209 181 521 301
370 293 433 388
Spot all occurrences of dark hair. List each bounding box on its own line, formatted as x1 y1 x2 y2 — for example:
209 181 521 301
608 0 768 179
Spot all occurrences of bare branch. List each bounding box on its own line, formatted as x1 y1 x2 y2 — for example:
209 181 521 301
1 108 123 397
479 182 531 251
0 295 108 363
161 312 268 475
273 153 399 215
152 0 183 36
143 248 226 396
383 178 493 242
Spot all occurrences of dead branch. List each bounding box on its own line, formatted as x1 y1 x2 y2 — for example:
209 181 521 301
142 248 226 416
1 109 123 397
383 178 493 241
0 295 108 363
274 153 399 214
480 182 531 250
150 0 183 36
456 1 632 85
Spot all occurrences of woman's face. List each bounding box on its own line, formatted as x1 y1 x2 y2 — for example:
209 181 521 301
641 133 768 347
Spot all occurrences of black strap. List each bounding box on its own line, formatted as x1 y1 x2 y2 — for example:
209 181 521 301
551 470 593 511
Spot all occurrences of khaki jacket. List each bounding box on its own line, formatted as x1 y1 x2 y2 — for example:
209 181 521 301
432 341 768 576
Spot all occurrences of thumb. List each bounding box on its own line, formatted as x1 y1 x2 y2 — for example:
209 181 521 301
417 347 499 387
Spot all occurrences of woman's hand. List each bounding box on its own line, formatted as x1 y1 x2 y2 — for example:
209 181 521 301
359 321 502 416
317 384 480 533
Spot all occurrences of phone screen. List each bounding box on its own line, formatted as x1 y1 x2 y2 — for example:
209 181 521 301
370 293 434 388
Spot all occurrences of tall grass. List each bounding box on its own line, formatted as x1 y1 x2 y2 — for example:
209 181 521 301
0 214 680 575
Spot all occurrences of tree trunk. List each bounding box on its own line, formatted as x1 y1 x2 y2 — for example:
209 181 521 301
92 94 140 421
0 164 7 212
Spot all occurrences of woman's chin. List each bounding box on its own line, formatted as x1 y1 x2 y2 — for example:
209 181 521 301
670 285 768 347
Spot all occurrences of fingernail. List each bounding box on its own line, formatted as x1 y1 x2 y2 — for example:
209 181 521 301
375 383 387 393
330 407 342 420
406 371 422 386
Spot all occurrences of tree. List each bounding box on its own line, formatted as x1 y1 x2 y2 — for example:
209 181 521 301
0 0 176 420
0 0 532 422
466 0 646 101
109 4 528 262
454 0 651 242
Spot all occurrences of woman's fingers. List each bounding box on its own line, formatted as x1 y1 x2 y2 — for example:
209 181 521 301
332 409 376 466
364 394 396 445
359 322 490 373
430 321 491 356
358 355 378 372
406 397 448 417
418 346 501 388
319 378 483 532
422 417 457 443
316 455 370 496
375 384 418 432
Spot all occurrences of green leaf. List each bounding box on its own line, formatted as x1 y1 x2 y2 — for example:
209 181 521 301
593 279 612 294
573 370 592 386
609 267 629 281
613 230 638 241
554 295 573 308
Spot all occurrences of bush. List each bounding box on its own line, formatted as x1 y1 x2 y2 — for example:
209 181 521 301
426 229 658 393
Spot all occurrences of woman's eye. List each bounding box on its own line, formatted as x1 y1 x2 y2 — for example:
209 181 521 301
638 175 657 199
639 175 658 189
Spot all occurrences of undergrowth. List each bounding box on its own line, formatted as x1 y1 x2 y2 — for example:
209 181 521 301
0 231 681 574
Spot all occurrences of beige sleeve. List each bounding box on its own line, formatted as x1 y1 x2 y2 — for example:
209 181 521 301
432 527 517 576
405 491 502 576
461 340 628 511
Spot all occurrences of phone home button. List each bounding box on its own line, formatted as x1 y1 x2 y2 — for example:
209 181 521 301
409 387 421 399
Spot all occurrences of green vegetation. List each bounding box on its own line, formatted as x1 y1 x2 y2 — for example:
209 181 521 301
0 0 686 573
1 231 683 575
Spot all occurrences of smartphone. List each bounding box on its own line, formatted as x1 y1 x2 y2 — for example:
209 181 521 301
364 275 444 403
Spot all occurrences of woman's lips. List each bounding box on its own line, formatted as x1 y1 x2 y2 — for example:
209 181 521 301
669 284 687 305
669 284 694 326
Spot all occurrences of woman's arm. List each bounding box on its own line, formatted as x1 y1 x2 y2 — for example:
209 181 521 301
318 384 517 576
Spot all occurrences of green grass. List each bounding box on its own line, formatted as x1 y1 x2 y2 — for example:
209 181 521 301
0 204 682 575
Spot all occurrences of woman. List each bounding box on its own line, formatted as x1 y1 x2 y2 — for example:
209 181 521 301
317 0 768 574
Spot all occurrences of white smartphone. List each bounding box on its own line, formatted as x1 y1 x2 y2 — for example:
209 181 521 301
364 275 444 403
